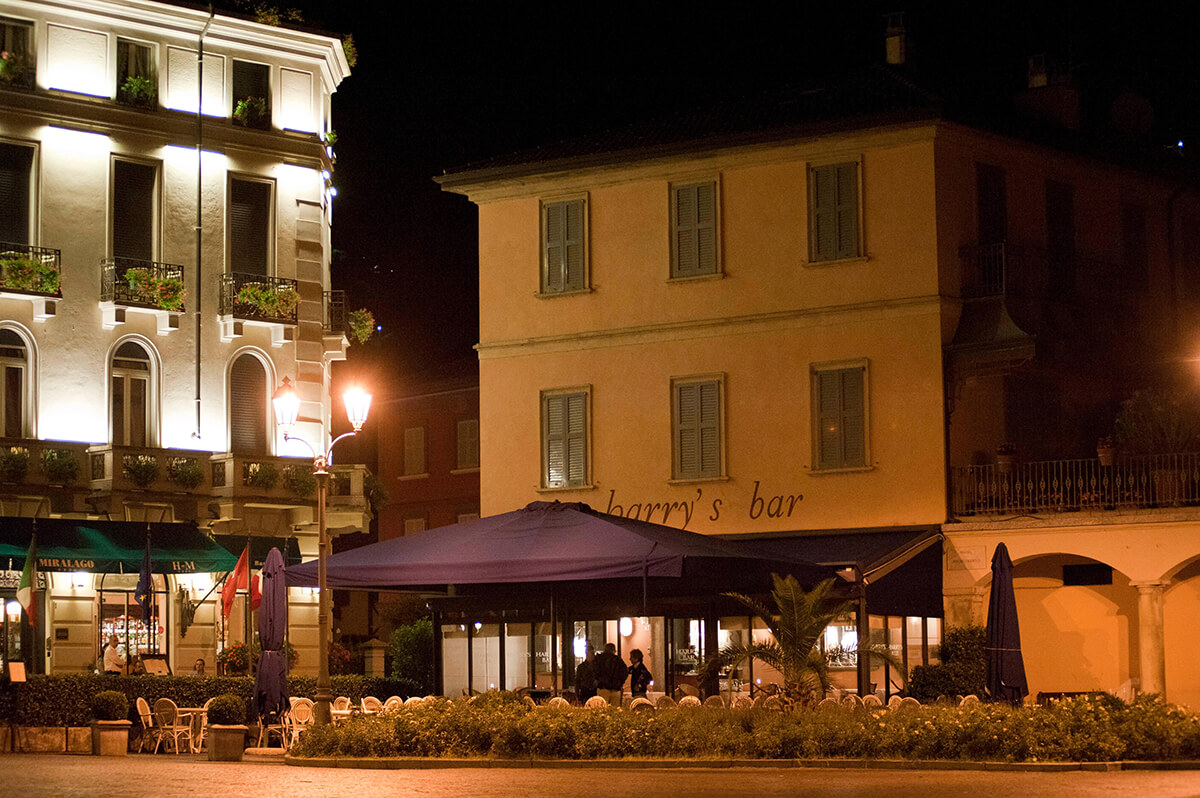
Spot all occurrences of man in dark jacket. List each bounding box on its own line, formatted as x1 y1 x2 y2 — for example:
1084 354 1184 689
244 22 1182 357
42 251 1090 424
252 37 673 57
594 643 627 706
575 647 598 703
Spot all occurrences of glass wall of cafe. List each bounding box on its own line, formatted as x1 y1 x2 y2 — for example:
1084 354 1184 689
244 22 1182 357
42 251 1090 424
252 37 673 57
0 565 234 677
433 596 942 700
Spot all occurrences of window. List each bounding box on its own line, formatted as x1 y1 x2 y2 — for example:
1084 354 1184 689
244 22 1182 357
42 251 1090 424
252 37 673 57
672 378 722 480
0 142 34 246
404 514 426 535
232 60 270 130
976 163 1007 245
111 341 152 447
0 329 28 438
403 426 425 476
229 177 272 275
808 162 860 262
229 354 267 454
542 390 588 488
812 363 867 470
456 418 480 470
112 159 158 262
671 181 718 277
541 199 586 293
0 19 34 89
116 39 155 108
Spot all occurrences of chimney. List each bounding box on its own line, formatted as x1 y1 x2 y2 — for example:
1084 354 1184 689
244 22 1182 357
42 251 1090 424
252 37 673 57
884 12 906 66
1016 53 1080 131
1027 54 1048 88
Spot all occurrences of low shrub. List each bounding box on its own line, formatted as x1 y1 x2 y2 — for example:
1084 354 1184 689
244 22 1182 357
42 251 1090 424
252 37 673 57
91 690 128 721
207 694 246 725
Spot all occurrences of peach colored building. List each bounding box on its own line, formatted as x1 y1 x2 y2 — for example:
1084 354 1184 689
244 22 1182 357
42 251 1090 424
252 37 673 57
440 66 1200 706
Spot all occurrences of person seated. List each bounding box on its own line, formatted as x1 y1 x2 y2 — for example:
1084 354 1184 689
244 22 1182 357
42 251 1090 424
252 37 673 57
191 658 207 676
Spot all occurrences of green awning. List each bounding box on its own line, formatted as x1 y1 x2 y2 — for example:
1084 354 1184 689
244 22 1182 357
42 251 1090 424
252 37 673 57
213 534 302 568
0 517 239 574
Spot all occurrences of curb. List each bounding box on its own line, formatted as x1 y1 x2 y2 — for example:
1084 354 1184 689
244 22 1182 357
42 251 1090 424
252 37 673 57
283 756 1200 772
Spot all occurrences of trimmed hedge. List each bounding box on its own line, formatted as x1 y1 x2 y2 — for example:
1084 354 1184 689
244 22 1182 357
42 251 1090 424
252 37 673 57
290 691 1200 763
0 674 414 728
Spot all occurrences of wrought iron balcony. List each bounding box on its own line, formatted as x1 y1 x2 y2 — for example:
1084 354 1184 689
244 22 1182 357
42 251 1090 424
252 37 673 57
951 452 1200 516
0 243 62 297
101 257 186 312
324 289 346 335
219 272 299 325
959 242 1124 300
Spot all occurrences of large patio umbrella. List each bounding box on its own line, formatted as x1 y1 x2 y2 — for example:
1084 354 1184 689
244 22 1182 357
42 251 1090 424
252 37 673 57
986 542 1028 704
253 547 289 722
284 500 834 590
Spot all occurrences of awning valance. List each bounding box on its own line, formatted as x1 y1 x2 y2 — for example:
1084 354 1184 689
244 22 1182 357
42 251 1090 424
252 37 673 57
0 517 240 574
213 534 302 568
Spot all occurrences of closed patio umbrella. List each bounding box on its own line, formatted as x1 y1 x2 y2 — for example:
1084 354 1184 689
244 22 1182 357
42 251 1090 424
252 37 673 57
253 547 289 722
986 542 1028 704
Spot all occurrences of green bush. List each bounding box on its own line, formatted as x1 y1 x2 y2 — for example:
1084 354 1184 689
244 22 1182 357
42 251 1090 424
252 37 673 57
245 461 279 489
0 446 29 483
907 625 987 702
207 693 246 725
389 619 434 695
91 690 128 721
40 447 79 484
282 464 315 498
167 457 204 490
122 454 160 487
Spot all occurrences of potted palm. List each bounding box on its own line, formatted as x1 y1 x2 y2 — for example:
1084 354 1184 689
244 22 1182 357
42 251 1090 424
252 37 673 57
206 694 248 761
91 690 131 756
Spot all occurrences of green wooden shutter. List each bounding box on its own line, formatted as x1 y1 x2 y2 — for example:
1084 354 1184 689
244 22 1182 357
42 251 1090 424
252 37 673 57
811 163 859 261
543 200 584 292
673 182 717 277
112 160 156 261
230 179 271 275
816 368 865 469
229 354 266 454
0 143 33 246
676 381 720 478
564 200 584 290
545 393 586 486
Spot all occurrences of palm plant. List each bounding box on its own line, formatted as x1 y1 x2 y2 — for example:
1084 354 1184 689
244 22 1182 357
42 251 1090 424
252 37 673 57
705 573 903 707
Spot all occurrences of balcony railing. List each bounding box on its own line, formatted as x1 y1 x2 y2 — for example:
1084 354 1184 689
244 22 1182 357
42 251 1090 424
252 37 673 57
952 452 1200 516
219 272 299 325
324 289 346 335
101 257 186 312
0 56 35 90
0 243 62 297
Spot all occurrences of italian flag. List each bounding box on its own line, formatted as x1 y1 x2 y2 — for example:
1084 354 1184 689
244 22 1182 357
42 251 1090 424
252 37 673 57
16 533 36 627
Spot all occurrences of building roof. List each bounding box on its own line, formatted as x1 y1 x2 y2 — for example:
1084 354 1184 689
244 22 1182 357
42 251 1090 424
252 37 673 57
438 65 942 187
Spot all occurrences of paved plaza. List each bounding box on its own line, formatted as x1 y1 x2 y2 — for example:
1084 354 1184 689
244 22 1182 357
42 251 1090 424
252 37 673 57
6 754 1200 798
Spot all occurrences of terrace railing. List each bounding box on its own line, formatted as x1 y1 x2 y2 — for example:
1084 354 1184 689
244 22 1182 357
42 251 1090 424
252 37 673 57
218 272 299 325
0 243 62 297
101 257 186 312
951 452 1200 516
324 289 346 335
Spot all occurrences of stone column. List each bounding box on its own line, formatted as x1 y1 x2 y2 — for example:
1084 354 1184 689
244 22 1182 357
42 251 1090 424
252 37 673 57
362 639 388 678
1133 582 1167 696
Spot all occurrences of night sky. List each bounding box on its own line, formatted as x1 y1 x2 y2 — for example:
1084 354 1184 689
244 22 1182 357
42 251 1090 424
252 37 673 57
222 2 1200 393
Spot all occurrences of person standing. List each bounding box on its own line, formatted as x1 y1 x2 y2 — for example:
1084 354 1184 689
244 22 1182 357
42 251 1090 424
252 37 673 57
594 643 627 706
628 649 651 699
575 647 597 703
102 634 125 675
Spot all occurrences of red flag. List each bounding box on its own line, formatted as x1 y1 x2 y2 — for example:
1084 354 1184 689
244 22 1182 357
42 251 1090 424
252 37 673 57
250 573 262 612
221 546 249 620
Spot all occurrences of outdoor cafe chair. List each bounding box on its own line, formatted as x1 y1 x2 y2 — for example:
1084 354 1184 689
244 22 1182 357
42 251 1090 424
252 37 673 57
361 696 383 714
153 698 193 754
195 698 213 752
287 698 314 747
382 696 403 712
257 709 288 748
135 697 159 753
331 695 351 724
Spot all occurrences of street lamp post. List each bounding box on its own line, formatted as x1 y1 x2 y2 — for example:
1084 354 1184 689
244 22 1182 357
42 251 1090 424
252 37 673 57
273 376 371 726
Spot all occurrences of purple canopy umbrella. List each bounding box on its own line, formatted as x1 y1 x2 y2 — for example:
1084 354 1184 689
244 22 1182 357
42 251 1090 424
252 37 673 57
986 542 1028 704
253 547 289 721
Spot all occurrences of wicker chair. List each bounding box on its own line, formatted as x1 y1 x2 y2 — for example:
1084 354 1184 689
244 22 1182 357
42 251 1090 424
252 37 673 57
152 698 193 754
135 696 159 753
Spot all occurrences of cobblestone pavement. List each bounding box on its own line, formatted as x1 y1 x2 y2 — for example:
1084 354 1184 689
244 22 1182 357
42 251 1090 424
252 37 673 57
7 754 1200 798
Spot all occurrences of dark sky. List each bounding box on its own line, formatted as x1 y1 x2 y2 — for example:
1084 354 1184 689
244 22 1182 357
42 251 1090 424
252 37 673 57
263 1 1200 392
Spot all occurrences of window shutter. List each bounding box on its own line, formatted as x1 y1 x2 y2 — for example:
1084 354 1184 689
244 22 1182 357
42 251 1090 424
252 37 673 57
840 368 865 466
677 383 699 476
230 179 270 275
543 200 584 292
543 202 564 293
0 143 33 246
545 395 565 485
545 393 586 487
457 419 480 469
811 163 859 261
673 182 717 277
676 380 721 478
229 355 266 454
564 200 584 290
404 427 425 476
565 393 586 484
816 368 865 469
112 160 156 261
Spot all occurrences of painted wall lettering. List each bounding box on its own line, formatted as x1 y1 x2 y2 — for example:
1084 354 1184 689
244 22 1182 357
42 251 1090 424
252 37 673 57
605 482 803 527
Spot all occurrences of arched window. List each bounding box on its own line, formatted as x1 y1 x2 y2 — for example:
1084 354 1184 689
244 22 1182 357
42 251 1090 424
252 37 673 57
111 340 151 447
229 353 267 454
0 329 28 438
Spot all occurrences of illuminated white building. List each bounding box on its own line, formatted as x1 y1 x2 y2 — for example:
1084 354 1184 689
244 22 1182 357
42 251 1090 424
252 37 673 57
0 0 367 677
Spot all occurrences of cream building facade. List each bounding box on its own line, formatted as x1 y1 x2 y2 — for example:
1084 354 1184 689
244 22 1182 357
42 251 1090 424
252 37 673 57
0 0 369 677
440 68 1200 706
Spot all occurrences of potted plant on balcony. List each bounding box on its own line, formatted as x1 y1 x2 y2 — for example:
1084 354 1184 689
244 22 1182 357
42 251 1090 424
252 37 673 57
0 446 29 484
122 454 160 489
1096 435 1116 467
166 457 204 491
232 96 268 129
205 694 248 761
124 268 185 311
235 282 299 319
41 448 78 485
245 461 279 490
90 690 131 756
282 464 315 498
995 442 1017 475
347 308 374 344
117 74 157 109
0 252 59 294
217 641 254 676
1114 389 1200 506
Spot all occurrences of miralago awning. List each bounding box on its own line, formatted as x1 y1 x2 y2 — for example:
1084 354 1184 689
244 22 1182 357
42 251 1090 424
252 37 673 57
0 517 239 574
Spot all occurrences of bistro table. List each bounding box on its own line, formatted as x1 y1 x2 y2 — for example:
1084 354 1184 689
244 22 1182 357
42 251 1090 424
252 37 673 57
174 707 205 753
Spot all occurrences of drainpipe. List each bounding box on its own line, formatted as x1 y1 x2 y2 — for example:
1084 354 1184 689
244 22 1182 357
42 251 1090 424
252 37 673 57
193 5 214 440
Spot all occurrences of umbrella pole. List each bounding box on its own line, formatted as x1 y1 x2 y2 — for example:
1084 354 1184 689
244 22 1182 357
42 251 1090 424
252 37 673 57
549 587 557 695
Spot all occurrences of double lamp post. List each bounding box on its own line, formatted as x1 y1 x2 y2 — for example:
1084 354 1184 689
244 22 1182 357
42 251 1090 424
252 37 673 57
272 376 372 726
